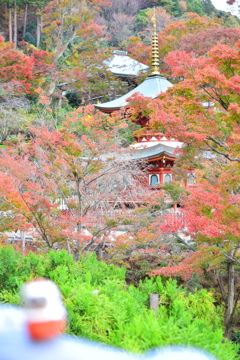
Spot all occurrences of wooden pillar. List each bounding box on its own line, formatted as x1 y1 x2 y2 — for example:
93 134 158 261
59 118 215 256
173 203 177 213
150 293 159 314
159 169 164 184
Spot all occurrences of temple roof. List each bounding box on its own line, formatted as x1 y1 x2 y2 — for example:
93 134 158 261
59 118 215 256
95 74 173 113
130 143 176 161
131 133 183 150
104 50 149 77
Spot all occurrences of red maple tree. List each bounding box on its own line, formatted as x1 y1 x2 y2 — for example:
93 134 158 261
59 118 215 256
126 38 240 337
0 106 149 259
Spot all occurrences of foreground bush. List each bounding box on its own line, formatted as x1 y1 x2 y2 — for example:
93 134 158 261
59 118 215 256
0 246 238 360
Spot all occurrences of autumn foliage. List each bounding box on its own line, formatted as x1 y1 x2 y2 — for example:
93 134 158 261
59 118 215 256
0 106 150 259
128 36 240 338
0 0 239 339
0 37 55 98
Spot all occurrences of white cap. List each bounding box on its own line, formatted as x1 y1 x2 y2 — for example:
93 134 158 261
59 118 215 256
21 279 67 323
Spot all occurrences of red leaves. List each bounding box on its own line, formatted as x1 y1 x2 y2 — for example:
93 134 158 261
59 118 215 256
164 51 204 78
228 76 240 93
180 27 240 57
149 243 224 281
127 37 151 65
181 183 240 240
0 38 55 96
0 39 35 95
52 19 63 27
209 44 239 63
159 213 185 234
144 38 240 158
150 251 203 281
126 93 152 120
0 108 142 253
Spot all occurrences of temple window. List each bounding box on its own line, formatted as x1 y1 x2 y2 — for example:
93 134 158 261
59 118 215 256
150 174 159 186
164 174 172 183
187 173 196 185
123 178 130 186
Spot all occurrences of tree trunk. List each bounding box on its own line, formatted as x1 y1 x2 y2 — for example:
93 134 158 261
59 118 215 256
21 231 26 255
96 241 106 261
66 239 71 255
46 78 56 97
224 257 235 339
13 0 17 48
73 222 82 261
9 7 13 42
36 15 41 47
73 184 82 261
23 2 28 38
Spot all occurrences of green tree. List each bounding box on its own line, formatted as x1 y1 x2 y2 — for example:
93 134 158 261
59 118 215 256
186 0 204 15
38 0 114 103
158 0 183 17
201 0 216 15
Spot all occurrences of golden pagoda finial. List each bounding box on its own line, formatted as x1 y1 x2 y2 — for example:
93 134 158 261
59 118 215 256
151 8 160 75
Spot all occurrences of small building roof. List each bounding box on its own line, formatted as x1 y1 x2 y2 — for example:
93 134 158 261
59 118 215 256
95 74 173 113
131 134 183 150
104 50 149 77
131 143 176 161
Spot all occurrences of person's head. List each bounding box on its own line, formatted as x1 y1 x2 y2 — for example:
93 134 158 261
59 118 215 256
21 279 67 341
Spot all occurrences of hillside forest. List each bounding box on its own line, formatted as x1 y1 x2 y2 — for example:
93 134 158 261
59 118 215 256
0 0 240 354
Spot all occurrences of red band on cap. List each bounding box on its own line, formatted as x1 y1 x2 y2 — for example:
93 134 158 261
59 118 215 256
28 320 66 340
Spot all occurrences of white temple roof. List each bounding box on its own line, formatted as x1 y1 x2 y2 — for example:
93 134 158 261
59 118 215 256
104 50 149 77
131 139 183 150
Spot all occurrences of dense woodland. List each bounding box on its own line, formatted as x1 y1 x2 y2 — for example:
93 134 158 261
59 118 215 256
0 0 240 353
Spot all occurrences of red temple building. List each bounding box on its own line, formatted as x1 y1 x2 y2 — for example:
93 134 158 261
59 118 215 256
95 17 195 191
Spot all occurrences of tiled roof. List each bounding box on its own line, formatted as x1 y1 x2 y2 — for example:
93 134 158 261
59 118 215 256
104 50 149 77
130 143 176 160
95 74 172 113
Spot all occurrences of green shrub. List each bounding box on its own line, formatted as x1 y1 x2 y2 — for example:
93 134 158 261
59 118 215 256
231 331 240 354
0 247 238 360
0 246 30 291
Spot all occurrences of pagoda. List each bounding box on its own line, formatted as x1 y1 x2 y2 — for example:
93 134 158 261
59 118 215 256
95 16 172 114
95 16 195 189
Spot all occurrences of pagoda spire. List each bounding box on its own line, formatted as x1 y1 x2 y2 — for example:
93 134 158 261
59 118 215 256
151 9 160 75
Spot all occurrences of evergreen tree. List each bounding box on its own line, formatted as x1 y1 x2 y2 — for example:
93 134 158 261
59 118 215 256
186 0 204 15
202 0 216 15
158 0 183 17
